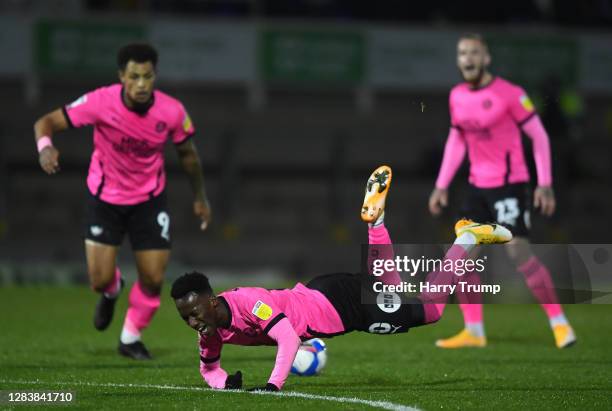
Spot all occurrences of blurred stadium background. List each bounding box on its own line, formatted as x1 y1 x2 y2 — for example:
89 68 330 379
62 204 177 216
1 0 611 286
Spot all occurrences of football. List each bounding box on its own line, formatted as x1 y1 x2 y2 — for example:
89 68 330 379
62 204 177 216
290 338 327 376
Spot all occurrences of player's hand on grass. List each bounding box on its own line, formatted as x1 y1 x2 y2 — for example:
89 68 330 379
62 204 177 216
39 146 60 175
194 198 212 231
534 186 556 217
224 370 242 390
247 383 279 392
428 188 448 216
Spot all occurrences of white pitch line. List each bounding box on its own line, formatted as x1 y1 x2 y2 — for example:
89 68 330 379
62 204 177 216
0 379 419 411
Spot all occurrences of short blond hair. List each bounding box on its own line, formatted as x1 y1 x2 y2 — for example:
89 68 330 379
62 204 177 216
458 33 489 51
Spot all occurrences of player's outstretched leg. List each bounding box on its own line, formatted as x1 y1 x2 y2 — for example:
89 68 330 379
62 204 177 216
435 220 512 348
420 219 512 328
362 165 402 286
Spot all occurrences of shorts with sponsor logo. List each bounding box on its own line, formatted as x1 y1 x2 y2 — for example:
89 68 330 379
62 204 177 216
306 272 424 336
84 190 171 250
460 183 531 237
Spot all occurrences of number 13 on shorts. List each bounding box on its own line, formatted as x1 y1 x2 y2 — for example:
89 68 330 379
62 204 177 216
494 198 519 225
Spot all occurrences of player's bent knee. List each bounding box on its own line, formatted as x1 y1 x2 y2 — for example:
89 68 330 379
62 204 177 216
139 277 163 296
90 274 115 293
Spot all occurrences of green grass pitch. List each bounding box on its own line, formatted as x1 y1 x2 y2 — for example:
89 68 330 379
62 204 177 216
1 286 611 410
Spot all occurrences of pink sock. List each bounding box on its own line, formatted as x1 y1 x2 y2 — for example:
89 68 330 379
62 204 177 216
368 223 391 245
540 303 563 318
457 270 483 324
420 244 468 324
123 281 161 334
459 304 483 324
102 267 122 296
518 256 563 318
368 224 401 286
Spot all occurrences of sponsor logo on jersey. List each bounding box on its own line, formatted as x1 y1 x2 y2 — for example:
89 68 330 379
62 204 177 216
252 300 273 320
182 112 192 133
368 322 402 334
112 136 158 158
376 292 401 313
520 95 535 112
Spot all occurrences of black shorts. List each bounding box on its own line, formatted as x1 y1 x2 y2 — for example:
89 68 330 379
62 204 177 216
84 191 171 250
306 272 425 336
460 183 531 237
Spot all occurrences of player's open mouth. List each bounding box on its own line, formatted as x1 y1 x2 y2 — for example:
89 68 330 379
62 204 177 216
198 325 208 334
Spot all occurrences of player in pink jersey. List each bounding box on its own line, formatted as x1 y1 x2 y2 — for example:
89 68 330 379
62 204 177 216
172 166 513 391
428 34 576 349
33 43 212 359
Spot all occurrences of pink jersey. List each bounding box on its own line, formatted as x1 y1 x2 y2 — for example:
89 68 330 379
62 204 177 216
198 283 344 361
64 84 194 205
444 77 536 189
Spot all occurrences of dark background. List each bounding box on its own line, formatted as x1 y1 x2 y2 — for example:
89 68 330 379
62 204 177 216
1 0 611 284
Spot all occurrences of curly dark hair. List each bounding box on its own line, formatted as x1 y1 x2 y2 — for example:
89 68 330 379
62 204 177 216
171 271 213 300
117 43 158 70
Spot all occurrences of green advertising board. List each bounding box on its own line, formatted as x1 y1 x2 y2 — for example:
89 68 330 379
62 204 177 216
260 29 365 85
35 20 146 75
488 35 579 88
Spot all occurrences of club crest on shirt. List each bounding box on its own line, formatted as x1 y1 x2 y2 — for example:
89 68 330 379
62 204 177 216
69 95 87 108
156 121 167 133
520 95 535 112
252 300 273 320
482 98 492 109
